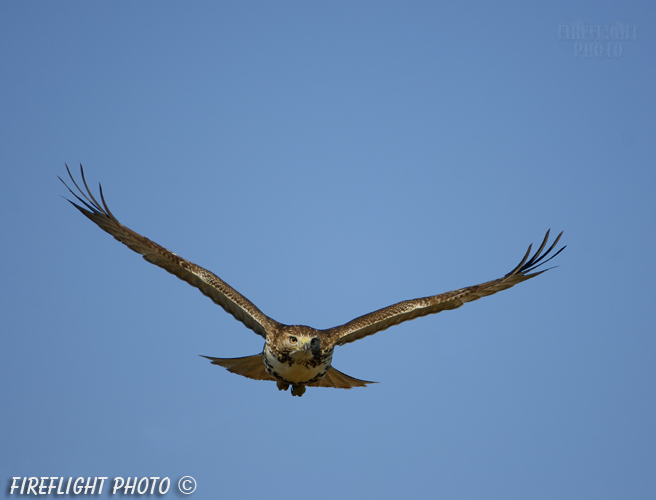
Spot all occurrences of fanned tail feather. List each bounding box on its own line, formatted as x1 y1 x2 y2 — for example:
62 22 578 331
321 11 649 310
203 354 374 390
311 367 375 389
202 354 275 381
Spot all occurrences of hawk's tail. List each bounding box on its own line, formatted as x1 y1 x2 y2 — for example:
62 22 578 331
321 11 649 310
201 354 275 381
202 354 376 390
310 367 376 389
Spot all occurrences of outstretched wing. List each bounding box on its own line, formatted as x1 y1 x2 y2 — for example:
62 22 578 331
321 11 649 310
326 230 565 346
60 164 280 339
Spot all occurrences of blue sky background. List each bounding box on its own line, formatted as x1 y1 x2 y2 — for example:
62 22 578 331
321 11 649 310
1 1 655 499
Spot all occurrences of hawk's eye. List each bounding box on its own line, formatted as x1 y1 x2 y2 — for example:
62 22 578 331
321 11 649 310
310 338 318 347
289 336 297 343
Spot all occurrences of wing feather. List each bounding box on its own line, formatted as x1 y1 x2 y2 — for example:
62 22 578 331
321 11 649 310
326 230 565 346
60 164 279 338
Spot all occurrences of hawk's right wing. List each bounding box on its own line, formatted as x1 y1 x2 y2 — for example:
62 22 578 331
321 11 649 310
60 164 280 339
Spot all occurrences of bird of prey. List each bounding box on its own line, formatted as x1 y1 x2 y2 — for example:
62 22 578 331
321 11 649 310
60 165 565 397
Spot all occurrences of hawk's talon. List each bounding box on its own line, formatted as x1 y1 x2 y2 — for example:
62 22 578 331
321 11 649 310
291 385 306 397
277 381 289 392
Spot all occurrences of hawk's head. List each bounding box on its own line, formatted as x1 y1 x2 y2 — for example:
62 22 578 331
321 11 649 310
277 325 322 359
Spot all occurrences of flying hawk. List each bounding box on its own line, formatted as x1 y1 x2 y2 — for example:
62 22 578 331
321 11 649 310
60 165 565 397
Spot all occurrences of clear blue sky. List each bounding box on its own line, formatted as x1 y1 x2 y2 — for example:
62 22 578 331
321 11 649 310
1 2 655 499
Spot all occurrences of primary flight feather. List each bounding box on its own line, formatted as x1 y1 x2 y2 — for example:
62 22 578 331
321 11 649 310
60 165 565 397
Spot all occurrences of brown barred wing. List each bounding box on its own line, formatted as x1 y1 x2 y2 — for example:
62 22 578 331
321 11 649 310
326 230 565 347
60 164 280 339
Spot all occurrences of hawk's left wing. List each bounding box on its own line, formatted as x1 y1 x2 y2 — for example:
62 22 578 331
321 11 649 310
325 230 564 346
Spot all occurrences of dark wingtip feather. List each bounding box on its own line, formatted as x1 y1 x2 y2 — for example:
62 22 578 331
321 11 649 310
78 164 106 214
58 171 99 214
508 230 565 277
59 164 115 219
505 243 533 277
98 183 117 221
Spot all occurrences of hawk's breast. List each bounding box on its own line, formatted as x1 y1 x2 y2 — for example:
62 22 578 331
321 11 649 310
263 345 332 385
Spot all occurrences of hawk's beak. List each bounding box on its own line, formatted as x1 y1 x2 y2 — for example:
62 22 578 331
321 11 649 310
300 339 310 353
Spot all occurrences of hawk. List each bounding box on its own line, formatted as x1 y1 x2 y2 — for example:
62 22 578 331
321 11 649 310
60 165 565 397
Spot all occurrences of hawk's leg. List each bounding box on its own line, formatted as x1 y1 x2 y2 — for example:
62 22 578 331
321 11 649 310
277 381 289 392
291 385 306 397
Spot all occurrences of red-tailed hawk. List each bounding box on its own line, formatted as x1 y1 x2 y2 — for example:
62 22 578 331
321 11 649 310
61 165 565 397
